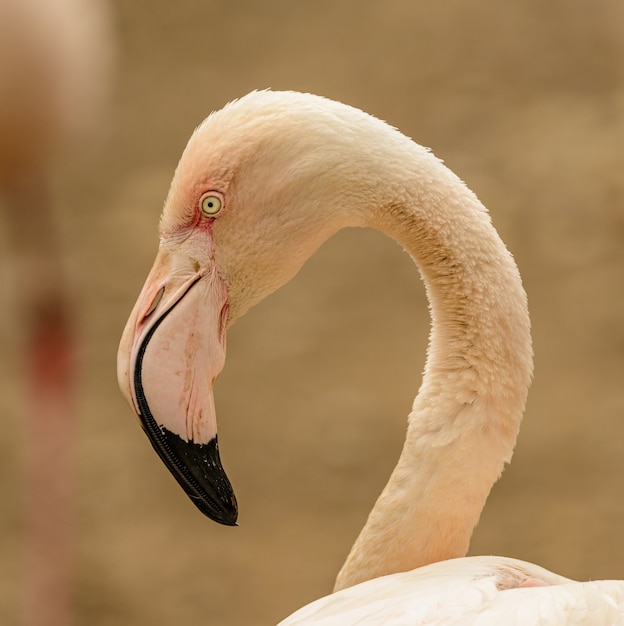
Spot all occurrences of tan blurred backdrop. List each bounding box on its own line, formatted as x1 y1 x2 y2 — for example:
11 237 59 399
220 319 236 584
1 1 624 624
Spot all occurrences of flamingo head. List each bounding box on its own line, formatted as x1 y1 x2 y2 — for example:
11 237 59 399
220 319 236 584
117 91 385 524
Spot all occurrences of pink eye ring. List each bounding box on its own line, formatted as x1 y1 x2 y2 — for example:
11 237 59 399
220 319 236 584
200 192 223 216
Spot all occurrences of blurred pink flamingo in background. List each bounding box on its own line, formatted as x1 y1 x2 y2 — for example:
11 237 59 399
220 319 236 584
0 1 113 624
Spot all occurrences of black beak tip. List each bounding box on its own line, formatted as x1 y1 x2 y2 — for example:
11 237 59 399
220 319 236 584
155 429 238 525
137 409 239 524
190 489 238 526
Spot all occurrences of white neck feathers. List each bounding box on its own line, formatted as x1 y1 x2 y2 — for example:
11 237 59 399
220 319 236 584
334 143 532 590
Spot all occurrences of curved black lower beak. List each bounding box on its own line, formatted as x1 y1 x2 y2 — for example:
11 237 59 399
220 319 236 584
132 300 238 526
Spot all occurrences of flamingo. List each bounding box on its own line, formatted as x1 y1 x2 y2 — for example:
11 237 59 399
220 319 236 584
117 90 624 624
0 1 113 625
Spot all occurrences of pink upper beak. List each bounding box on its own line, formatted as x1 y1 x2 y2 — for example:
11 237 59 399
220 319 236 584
117 242 238 525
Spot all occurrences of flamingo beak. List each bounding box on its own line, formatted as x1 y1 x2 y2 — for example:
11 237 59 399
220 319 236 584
117 245 238 525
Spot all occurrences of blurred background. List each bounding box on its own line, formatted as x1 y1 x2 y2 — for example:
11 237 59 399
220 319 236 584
1 0 624 624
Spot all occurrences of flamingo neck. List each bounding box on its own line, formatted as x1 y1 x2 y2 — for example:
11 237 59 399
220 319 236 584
334 147 532 590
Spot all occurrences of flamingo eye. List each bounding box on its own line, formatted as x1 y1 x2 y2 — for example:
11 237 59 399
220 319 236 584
200 193 223 216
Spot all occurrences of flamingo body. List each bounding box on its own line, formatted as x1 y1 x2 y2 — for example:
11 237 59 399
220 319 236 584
0 0 113 179
279 557 624 625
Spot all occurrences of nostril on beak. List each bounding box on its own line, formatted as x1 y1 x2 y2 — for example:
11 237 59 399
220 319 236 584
143 286 165 320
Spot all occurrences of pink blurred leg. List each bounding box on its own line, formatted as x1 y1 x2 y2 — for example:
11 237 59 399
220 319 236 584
23 301 75 626
3 174 75 626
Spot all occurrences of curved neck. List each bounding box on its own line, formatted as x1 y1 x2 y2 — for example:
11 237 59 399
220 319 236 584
334 146 532 590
